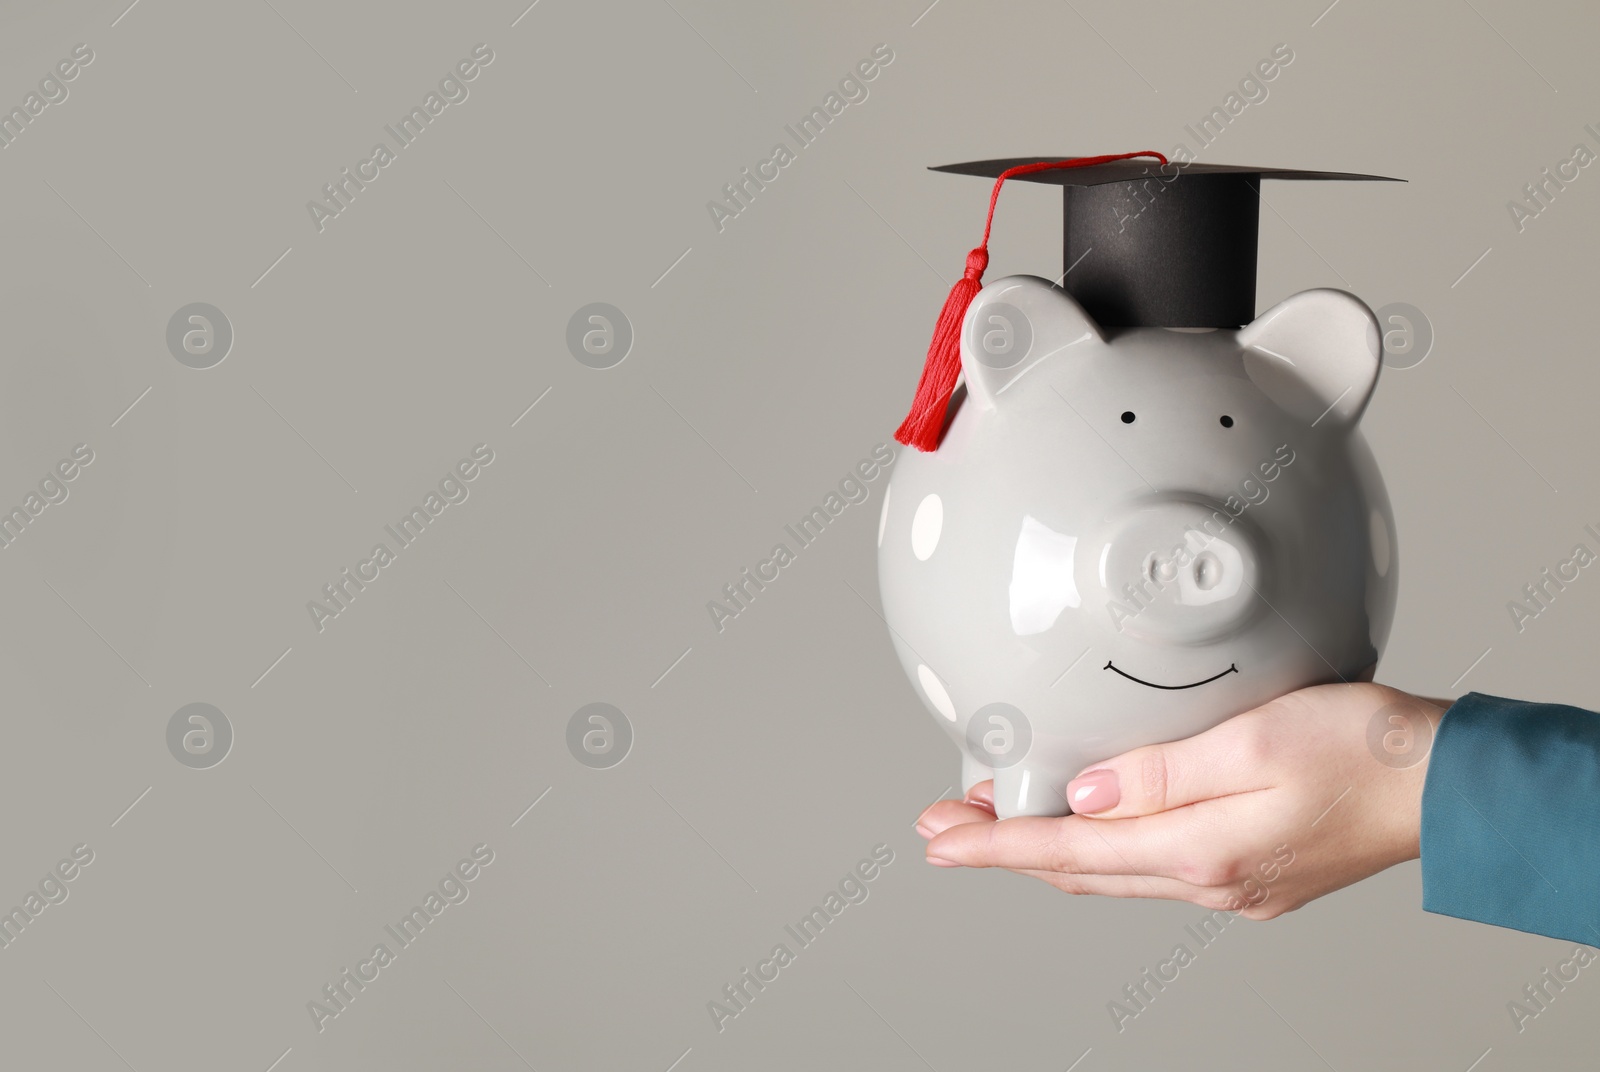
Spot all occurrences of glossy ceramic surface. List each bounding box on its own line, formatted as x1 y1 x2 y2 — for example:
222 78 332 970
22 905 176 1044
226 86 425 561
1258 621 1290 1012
878 276 1397 818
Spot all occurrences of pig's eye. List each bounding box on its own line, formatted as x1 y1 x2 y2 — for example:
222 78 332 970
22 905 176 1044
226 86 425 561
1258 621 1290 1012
1219 415 1234 428
1120 411 1136 424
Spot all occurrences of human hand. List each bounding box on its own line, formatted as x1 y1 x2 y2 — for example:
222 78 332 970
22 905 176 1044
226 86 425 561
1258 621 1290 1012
915 683 1446 918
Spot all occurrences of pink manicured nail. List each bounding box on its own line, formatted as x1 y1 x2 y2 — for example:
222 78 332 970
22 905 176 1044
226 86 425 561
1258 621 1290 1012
1067 769 1120 813
925 855 962 867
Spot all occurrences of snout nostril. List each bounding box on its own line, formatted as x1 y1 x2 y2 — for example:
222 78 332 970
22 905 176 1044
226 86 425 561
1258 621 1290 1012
1193 552 1222 591
1145 554 1178 583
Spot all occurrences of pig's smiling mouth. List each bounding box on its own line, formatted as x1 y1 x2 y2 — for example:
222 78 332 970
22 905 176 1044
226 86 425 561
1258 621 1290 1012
1104 661 1239 690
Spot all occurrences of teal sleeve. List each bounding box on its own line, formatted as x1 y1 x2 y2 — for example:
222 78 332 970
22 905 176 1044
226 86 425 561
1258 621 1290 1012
1421 691 1600 943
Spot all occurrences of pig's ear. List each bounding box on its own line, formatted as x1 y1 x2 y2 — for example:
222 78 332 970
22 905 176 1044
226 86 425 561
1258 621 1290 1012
1238 288 1382 428
960 275 1102 411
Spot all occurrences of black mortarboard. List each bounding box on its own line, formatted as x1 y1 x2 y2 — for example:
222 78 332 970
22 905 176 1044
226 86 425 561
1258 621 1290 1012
930 157 1400 329
893 152 1401 452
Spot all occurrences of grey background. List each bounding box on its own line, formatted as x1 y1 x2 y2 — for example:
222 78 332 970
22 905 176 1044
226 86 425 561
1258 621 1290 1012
0 0 1595 1068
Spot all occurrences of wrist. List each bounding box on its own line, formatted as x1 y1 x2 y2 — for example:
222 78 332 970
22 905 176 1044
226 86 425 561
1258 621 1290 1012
1391 695 1448 862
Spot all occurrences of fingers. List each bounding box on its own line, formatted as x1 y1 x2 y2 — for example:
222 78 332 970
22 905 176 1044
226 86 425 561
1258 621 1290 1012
1065 710 1278 819
916 814 1232 906
926 811 1221 883
916 795 1269 905
915 782 996 845
916 798 994 846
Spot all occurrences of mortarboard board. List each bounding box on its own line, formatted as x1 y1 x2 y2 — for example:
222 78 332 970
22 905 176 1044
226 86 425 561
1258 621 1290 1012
894 152 1402 450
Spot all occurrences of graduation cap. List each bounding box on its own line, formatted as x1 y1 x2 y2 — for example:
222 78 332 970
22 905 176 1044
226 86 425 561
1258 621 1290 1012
893 152 1401 451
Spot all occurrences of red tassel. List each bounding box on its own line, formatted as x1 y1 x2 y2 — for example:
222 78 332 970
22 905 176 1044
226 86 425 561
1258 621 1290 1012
893 151 1169 452
892 247 988 451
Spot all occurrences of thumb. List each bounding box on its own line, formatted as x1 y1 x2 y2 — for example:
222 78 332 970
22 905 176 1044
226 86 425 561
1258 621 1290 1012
1066 710 1276 818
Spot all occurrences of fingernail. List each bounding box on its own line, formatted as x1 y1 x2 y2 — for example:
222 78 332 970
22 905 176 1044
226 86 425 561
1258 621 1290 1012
926 855 962 867
1067 769 1119 814
915 822 934 840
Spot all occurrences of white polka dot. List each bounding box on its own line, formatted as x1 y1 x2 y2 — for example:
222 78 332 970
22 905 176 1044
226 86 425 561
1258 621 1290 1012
911 493 943 561
877 484 891 548
1370 509 1391 578
917 664 956 721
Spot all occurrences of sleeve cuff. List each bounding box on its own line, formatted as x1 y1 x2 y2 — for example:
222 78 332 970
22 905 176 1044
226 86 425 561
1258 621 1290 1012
1421 691 1600 943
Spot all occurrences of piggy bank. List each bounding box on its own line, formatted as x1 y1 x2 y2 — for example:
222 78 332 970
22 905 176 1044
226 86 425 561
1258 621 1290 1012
877 275 1396 817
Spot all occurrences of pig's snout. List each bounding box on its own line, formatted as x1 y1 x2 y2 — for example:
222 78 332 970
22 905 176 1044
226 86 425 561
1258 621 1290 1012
1087 497 1265 644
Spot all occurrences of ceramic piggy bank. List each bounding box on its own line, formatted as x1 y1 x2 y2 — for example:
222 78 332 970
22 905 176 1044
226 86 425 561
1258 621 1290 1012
878 157 1398 818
